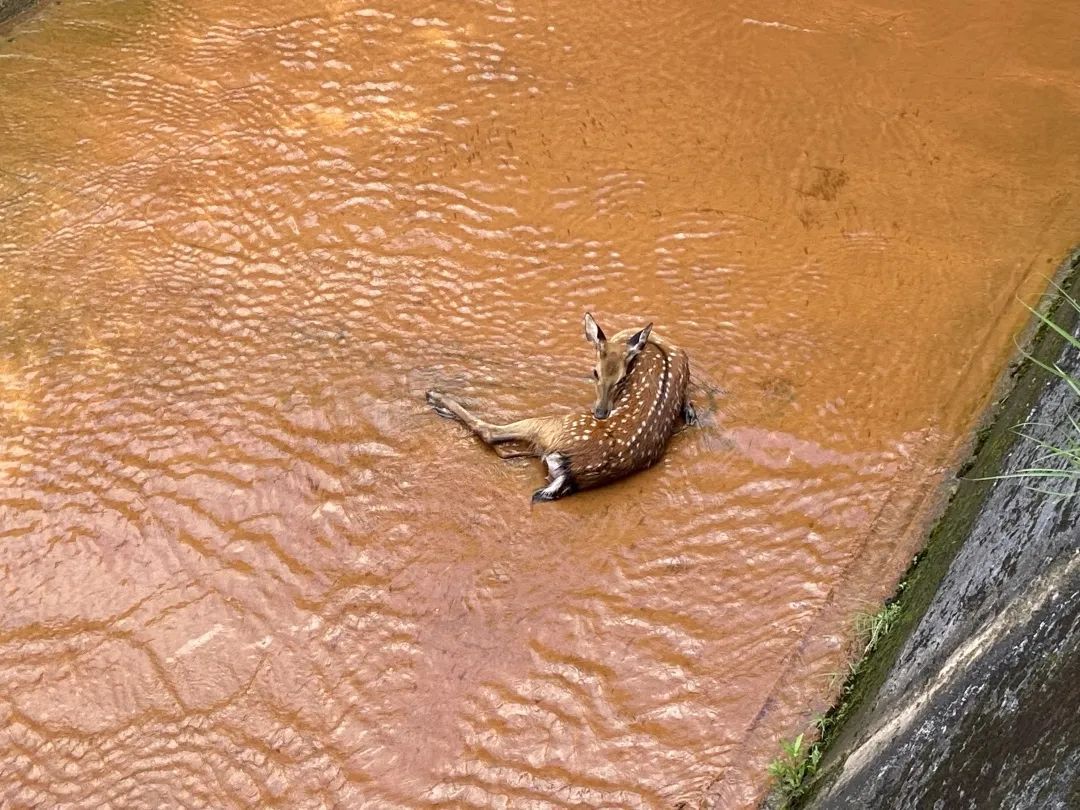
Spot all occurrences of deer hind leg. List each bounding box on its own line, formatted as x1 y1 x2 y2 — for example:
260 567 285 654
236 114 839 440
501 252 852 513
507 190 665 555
427 390 557 451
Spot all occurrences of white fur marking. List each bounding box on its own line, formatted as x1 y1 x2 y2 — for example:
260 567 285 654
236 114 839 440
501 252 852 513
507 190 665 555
544 453 566 477
539 474 566 499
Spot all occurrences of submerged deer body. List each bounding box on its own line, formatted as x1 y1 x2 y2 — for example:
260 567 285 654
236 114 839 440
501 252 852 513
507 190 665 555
426 314 694 502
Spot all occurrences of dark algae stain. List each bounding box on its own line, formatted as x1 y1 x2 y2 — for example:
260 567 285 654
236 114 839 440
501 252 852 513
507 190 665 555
799 166 849 202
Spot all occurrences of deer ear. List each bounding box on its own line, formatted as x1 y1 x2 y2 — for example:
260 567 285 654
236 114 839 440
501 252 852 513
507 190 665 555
627 323 652 357
584 312 606 345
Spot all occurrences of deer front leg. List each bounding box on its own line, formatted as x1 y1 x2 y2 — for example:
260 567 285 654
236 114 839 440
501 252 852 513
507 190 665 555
531 453 574 503
682 399 698 426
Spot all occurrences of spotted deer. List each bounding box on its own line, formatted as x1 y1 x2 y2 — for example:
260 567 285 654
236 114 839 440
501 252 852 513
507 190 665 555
426 313 695 502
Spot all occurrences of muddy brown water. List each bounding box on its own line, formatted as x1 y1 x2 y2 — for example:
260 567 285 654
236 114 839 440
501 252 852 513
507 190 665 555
2 1 1079 808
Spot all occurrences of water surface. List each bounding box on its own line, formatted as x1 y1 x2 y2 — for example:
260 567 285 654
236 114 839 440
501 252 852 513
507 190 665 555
2 0 1079 807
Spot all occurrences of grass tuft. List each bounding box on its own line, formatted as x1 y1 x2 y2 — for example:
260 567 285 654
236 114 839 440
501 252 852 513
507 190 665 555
975 285 1080 497
854 601 902 660
767 733 821 803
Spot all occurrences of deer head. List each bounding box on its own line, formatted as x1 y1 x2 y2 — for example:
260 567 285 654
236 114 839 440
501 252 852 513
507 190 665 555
583 313 652 420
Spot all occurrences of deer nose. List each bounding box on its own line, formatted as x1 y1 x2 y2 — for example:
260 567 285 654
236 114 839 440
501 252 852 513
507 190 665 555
593 405 610 420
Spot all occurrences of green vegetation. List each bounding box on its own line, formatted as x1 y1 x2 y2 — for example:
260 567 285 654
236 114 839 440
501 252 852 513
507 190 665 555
766 596 904 808
853 601 902 663
767 733 821 802
977 283 1080 497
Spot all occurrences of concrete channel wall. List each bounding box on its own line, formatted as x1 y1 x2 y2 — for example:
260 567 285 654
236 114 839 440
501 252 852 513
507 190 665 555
803 253 1080 809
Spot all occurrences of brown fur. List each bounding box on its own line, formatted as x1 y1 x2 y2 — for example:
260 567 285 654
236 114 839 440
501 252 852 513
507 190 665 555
426 316 693 502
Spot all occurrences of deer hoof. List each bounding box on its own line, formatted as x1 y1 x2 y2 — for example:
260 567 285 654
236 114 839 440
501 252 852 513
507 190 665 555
426 390 457 420
531 473 571 503
682 401 698 426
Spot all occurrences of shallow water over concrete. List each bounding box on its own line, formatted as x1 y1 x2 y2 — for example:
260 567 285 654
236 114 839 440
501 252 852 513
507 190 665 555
2 1 1080 807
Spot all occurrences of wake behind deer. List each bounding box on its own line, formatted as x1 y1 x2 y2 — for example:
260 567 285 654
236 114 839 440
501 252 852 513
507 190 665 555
427 313 696 502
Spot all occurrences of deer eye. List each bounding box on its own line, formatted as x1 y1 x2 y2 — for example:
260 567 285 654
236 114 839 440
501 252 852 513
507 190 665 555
592 369 599 379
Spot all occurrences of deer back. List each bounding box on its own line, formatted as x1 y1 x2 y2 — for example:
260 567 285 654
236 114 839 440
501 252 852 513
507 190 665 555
551 337 689 491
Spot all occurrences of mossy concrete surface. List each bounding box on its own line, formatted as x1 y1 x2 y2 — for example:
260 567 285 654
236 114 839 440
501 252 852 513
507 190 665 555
0 0 36 26
801 251 1080 808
